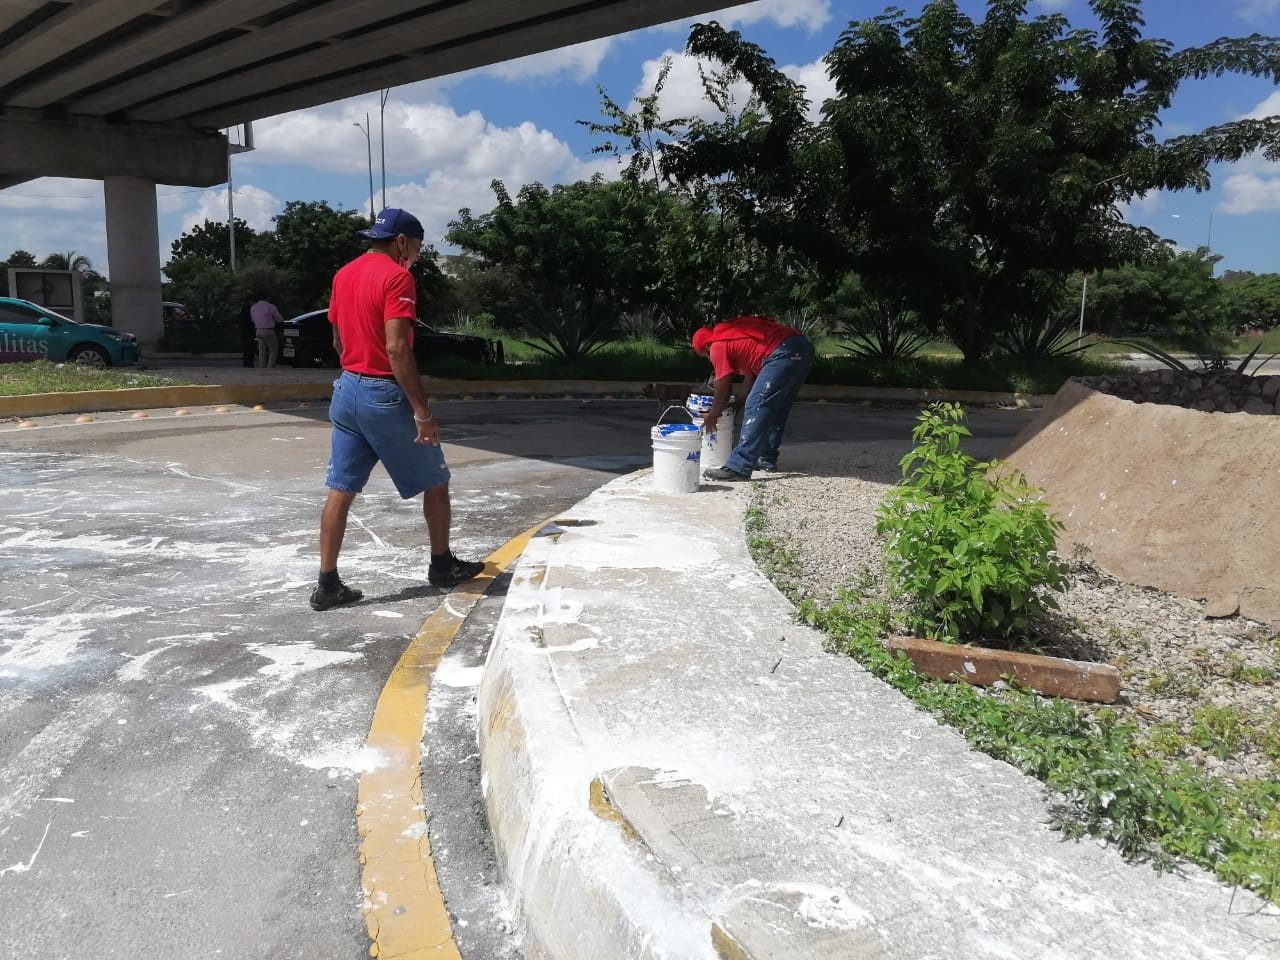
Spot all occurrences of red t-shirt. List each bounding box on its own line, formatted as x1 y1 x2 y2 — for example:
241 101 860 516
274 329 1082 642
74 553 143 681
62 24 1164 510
328 251 417 375
707 315 801 380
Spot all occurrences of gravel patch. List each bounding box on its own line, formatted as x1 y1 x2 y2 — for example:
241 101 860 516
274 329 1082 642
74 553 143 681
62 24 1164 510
752 445 1280 786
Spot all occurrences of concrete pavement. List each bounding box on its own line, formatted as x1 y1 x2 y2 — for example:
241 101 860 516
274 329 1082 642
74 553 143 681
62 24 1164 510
479 467 1280 959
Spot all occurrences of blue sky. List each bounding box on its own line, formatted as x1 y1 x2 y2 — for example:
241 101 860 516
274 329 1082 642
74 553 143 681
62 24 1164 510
2 0 1279 281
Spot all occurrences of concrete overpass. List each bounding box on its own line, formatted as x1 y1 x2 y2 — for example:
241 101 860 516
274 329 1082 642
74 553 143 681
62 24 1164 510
0 0 735 343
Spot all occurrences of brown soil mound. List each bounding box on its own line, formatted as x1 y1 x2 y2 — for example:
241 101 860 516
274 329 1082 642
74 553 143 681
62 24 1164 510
1005 379 1280 627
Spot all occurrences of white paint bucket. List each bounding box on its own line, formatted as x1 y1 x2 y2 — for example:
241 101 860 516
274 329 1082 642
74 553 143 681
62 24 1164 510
686 394 735 472
651 419 701 494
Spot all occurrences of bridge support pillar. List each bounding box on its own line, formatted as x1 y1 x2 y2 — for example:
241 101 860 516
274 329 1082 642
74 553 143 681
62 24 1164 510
104 176 163 347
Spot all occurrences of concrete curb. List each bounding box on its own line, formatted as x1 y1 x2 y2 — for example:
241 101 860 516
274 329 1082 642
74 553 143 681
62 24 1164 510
477 522 720 960
0 379 1051 419
477 474 1280 960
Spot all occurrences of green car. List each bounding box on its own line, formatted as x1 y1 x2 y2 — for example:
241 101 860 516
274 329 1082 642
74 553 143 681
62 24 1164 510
0 296 140 368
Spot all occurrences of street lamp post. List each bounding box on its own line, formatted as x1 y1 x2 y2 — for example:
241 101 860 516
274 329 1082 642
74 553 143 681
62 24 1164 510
1078 273 1089 338
353 116 375 218
379 89 390 209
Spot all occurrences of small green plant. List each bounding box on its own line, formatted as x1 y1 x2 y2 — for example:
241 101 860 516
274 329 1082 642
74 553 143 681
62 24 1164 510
875 402 1069 643
1189 706 1248 760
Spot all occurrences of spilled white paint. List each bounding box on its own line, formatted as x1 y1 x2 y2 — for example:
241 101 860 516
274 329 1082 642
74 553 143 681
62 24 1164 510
434 658 484 689
298 745 388 774
768 883 871 930
244 641 364 681
0 822 50 877
0 607 150 678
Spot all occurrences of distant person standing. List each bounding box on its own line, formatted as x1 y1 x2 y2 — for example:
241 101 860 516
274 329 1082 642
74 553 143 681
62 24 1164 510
310 207 484 612
691 315 815 481
250 294 283 368
238 298 256 368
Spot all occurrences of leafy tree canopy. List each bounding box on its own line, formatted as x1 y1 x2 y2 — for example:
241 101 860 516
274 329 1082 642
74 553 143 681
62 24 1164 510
665 0 1280 363
4 250 37 269
168 218 260 270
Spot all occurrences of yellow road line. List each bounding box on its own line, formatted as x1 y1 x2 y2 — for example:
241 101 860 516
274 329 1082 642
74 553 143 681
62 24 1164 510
357 522 546 960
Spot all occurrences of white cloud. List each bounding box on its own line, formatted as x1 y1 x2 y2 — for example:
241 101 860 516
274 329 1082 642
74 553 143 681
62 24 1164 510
384 131 618 246
238 89 623 246
479 37 616 83
1033 0 1072 11
0 177 102 214
632 50 835 125
1241 91 1280 121
661 0 832 34
180 184 281 235
1220 171 1280 215
1217 94 1280 214
0 179 108 272
711 0 833 31
1237 0 1280 23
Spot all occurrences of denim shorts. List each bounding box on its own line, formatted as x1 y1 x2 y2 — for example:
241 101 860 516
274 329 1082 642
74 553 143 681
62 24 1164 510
326 372 450 498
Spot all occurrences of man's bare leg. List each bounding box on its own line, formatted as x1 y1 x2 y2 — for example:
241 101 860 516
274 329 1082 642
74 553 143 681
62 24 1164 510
320 488 358 572
422 483 450 556
312 489 364 610
423 482 485 587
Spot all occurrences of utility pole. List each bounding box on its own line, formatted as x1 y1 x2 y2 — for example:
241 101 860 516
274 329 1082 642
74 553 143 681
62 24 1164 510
226 122 254 272
379 89 390 209
354 115 375 217
1078 273 1089 338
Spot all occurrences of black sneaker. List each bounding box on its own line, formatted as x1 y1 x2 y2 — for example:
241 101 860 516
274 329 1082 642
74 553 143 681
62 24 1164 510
309 581 363 611
755 460 778 472
703 466 751 482
428 552 486 587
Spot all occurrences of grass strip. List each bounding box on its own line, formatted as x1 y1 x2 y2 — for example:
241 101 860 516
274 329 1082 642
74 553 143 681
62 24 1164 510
0 360 193 397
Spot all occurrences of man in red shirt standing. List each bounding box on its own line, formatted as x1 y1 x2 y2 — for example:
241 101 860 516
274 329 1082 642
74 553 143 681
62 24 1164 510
691 315 815 482
310 207 484 611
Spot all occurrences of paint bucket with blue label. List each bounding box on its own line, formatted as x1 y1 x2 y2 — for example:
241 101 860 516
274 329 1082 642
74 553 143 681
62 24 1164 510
686 394 735 471
651 408 701 494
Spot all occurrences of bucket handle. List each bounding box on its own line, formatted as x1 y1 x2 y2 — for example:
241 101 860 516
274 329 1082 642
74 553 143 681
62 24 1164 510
656 404 697 426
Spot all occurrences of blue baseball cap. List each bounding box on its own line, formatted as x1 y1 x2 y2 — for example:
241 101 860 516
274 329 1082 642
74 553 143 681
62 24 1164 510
356 207 425 241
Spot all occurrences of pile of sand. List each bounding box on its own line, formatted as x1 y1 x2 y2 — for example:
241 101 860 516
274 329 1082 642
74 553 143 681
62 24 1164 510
1005 379 1280 627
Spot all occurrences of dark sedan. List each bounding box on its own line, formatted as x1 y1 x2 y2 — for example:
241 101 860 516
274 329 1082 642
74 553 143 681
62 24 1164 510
279 309 503 369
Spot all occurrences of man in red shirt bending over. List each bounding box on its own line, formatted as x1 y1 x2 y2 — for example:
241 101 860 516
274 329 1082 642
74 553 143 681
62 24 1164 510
691 315 815 482
310 207 484 611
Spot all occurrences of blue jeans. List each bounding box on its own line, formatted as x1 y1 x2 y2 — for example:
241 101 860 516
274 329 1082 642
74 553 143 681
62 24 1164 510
725 336 815 476
326 372 450 498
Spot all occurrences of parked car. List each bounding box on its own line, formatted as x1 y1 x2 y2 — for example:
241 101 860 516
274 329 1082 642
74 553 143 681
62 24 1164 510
279 309 504 369
0 296 139 368
162 301 201 333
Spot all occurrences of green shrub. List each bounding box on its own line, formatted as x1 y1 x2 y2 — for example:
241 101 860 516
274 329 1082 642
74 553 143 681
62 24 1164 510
875 402 1068 643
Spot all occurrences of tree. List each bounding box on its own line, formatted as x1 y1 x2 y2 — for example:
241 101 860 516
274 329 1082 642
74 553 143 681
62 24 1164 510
265 201 369 309
1073 247 1225 338
162 258 239 332
447 177 662 354
666 1 1280 364
1219 271 1280 331
581 65 809 336
169 219 260 269
41 250 93 273
5 249 37 268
